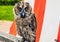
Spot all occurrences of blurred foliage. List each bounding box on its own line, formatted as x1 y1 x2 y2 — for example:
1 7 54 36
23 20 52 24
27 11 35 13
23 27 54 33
0 0 21 5
0 6 14 21
0 0 22 21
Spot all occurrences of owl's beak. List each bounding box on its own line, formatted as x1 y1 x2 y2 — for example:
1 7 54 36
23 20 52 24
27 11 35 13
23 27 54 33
19 9 26 18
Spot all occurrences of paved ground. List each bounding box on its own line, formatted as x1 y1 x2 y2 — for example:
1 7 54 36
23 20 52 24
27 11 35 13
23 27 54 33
0 20 13 33
0 20 22 42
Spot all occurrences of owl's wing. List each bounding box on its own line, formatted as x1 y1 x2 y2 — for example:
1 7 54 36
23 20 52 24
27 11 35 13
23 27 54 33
31 14 37 31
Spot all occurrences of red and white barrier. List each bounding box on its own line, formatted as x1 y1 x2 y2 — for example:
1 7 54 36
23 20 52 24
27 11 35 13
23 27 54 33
9 0 60 42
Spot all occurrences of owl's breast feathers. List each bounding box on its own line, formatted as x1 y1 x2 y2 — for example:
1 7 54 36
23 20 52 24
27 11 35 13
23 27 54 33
16 13 37 31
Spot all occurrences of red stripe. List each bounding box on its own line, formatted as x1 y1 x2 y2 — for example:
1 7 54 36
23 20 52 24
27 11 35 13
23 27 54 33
58 23 60 41
34 0 46 42
34 0 39 14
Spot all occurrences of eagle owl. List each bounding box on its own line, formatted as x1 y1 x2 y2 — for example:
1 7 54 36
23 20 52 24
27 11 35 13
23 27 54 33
14 2 37 42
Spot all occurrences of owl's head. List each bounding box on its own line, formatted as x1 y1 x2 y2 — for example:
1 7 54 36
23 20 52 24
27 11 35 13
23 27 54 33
14 2 32 18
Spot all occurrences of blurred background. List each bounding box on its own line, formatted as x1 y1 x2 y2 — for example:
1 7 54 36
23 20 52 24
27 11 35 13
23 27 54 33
0 0 22 21
0 0 21 32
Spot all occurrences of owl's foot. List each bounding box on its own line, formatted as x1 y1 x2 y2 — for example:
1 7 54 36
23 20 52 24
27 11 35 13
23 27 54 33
55 39 59 42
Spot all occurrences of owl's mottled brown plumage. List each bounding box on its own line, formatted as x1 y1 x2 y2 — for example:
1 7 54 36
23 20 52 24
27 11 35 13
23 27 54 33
14 2 37 42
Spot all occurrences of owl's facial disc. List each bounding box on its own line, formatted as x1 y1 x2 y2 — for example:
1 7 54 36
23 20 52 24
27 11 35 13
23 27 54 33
14 2 32 18
18 6 31 18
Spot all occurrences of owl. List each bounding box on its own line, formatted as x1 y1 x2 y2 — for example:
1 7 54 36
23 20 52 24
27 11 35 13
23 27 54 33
13 2 37 42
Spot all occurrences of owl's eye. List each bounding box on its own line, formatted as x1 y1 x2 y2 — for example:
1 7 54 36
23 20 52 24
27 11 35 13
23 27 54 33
19 8 22 12
25 7 28 11
17 6 22 12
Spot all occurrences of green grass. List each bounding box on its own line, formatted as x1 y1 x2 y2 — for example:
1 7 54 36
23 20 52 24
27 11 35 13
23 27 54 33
0 6 14 21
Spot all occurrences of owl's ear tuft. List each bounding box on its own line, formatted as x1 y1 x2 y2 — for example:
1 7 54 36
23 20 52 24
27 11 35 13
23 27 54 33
13 3 19 15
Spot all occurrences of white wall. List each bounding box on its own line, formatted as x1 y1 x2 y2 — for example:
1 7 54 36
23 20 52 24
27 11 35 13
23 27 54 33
40 0 60 42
